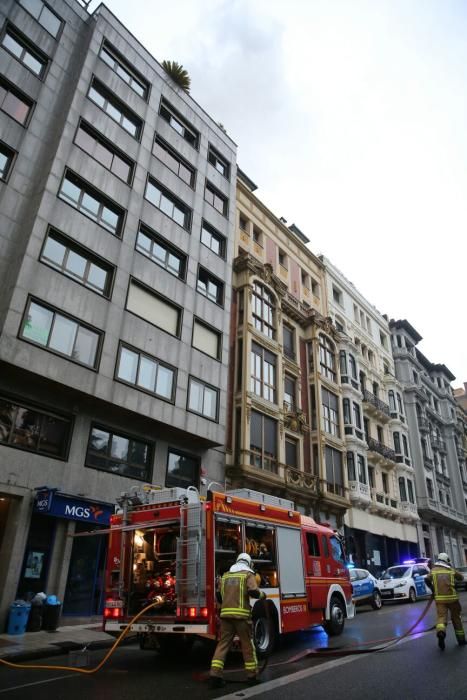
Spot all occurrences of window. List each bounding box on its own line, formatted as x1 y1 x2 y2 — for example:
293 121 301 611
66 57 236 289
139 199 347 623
283 324 295 359
322 388 339 436
159 98 199 148
1 25 48 77
145 177 191 230
382 473 388 493
192 319 221 360
19 0 62 36
86 425 152 480
40 228 114 297
115 344 175 400
397 393 404 415
197 267 224 305
252 282 275 338
393 432 401 453
0 142 15 181
332 286 343 305
187 377 218 420
284 375 296 411
380 331 387 348
59 171 124 235
0 76 32 125
349 354 357 379
285 438 298 468
389 390 396 412
353 402 362 430
20 299 101 368
311 278 320 297
204 180 228 216
368 466 375 489
253 226 263 246
330 535 345 565
343 398 351 425
319 334 336 381
353 304 359 321
88 78 142 139
278 249 287 268
407 479 415 504
377 425 383 443
402 434 409 458
201 220 226 258
0 396 71 459
208 144 230 179
357 454 366 483
153 135 195 186
325 447 344 495
99 41 148 99
340 351 347 377
126 280 181 337
250 410 277 472
239 214 248 231
306 533 320 557
75 121 134 184
250 342 276 402
347 452 356 481
166 449 199 489
301 271 310 289
135 223 186 279
399 477 407 501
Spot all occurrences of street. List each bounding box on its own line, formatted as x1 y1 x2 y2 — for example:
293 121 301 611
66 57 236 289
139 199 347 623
1 593 467 699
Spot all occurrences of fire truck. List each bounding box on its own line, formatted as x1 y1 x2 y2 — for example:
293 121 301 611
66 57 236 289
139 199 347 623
102 485 354 655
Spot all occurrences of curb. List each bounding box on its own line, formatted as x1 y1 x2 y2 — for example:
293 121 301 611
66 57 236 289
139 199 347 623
1 635 138 663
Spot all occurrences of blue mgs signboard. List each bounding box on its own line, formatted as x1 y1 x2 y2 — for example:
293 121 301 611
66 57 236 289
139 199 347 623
34 489 113 525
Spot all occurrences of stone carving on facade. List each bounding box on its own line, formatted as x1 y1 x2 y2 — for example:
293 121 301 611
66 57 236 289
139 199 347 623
283 407 310 434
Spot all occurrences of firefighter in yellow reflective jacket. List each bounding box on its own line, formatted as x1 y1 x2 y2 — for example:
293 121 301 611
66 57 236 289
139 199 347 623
425 553 466 650
209 552 266 689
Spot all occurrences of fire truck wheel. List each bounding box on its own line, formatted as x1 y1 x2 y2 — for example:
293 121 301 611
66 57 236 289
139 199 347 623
253 604 277 657
323 596 345 636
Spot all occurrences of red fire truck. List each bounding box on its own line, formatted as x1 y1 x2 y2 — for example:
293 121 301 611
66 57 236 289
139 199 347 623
102 485 354 655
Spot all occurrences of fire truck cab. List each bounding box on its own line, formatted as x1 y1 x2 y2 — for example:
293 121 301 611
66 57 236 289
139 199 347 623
103 485 354 655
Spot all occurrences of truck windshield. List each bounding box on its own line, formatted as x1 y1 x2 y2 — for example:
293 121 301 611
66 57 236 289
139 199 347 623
381 566 410 580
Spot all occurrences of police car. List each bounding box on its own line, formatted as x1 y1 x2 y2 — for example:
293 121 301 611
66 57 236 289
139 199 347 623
377 561 431 603
349 568 382 610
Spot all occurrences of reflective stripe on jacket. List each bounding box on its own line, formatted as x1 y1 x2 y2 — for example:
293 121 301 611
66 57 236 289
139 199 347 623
219 571 263 619
425 565 462 602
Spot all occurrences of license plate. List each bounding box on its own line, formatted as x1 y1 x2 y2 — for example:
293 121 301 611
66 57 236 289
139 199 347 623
381 591 393 597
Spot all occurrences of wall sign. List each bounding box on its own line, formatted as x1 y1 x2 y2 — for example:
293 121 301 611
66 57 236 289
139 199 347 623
34 489 113 524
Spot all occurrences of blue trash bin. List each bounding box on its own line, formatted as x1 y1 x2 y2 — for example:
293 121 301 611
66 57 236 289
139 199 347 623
7 603 31 635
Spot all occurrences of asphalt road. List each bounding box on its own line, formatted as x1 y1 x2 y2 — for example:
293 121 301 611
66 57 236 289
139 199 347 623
1 593 466 699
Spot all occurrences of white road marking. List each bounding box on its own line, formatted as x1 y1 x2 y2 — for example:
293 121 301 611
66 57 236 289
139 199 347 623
218 628 432 699
0 673 76 694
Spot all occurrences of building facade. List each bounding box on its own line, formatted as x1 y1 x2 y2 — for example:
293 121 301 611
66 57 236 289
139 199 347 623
389 321 467 565
322 261 419 573
0 0 236 625
226 172 350 527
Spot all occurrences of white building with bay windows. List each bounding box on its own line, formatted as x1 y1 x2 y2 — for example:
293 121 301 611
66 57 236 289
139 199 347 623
322 258 419 574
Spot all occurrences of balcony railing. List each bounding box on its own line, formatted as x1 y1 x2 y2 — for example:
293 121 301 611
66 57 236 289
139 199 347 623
417 497 467 525
348 480 371 501
400 501 418 518
362 390 391 417
367 436 397 462
242 451 319 495
285 466 319 494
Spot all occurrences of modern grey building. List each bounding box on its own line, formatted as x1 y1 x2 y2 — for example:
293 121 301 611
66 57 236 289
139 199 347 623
0 0 236 626
389 320 467 565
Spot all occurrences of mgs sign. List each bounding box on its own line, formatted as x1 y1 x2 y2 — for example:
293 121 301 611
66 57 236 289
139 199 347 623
64 505 104 520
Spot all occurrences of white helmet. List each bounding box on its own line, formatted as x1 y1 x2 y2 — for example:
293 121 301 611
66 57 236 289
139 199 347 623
236 552 252 568
437 553 450 564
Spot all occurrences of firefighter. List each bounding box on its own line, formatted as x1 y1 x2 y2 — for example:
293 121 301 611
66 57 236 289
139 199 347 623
425 552 466 650
209 552 266 689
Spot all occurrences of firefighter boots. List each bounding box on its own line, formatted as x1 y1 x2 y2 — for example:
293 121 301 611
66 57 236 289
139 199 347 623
437 631 446 651
209 677 226 689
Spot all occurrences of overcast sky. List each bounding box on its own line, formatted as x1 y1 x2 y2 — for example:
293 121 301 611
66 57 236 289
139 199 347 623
95 0 466 385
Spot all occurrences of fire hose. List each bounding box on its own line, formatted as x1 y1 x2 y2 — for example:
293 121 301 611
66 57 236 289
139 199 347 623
0 596 440 680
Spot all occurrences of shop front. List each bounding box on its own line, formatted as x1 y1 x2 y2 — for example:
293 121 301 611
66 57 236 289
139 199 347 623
18 489 113 617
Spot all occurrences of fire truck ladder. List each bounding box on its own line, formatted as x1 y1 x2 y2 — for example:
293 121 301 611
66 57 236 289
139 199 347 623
175 488 206 611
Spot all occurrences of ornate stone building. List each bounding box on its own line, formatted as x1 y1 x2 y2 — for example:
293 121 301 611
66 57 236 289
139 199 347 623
226 171 350 528
322 261 419 572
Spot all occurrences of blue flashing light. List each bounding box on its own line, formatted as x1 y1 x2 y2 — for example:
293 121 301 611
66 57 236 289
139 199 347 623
346 563 355 569
402 559 415 565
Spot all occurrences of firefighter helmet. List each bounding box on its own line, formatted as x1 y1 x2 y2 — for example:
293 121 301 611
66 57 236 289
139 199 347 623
437 552 450 564
236 552 252 568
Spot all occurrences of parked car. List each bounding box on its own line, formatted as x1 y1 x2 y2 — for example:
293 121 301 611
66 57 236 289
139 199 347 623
377 563 431 603
349 567 382 610
455 566 467 591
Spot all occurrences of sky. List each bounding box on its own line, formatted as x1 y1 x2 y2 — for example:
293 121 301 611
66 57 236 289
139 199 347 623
92 0 466 385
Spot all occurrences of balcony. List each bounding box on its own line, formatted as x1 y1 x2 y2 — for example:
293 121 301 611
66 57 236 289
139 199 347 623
362 390 391 419
285 466 319 495
417 417 429 432
370 489 391 514
399 501 419 521
367 436 398 464
348 480 371 505
431 437 446 452
417 497 467 526
230 450 321 498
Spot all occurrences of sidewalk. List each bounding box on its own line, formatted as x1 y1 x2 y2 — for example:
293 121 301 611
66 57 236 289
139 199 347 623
0 623 134 662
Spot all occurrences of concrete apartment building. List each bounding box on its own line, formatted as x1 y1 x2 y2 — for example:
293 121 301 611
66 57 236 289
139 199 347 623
389 321 467 565
226 171 350 527
322 260 419 572
0 0 236 625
